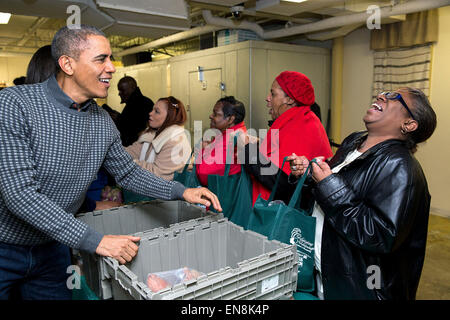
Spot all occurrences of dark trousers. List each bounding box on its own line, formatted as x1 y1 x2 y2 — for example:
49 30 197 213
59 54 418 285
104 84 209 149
0 241 72 300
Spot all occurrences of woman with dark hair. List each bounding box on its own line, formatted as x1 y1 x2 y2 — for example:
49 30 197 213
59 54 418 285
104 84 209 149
195 96 247 187
288 87 437 300
25 45 56 84
125 96 191 181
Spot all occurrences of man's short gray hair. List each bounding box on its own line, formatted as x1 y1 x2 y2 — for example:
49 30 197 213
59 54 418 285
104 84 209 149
51 24 106 69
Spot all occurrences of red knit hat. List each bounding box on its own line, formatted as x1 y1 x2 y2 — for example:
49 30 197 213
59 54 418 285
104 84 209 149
275 71 315 106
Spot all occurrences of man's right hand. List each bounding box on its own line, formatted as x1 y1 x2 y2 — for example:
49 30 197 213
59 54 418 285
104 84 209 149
95 235 141 264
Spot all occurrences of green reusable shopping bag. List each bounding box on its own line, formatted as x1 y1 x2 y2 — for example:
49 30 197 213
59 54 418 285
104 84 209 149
173 148 201 188
293 291 319 300
122 189 155 204
207 136 253 228
124 150 199 204
71 274 99 300
247 157 317 292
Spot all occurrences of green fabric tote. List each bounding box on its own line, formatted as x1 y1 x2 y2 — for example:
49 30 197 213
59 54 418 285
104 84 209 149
247 157 317 293
206 135 253 228
122 189 155 204
124 149 200 204
293 291 319 300
173 148 201 189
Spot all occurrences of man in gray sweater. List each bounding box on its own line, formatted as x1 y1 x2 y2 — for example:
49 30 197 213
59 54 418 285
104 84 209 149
0 25 221 300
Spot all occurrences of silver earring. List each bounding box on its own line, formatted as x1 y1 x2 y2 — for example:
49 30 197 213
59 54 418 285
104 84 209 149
401 128 407 135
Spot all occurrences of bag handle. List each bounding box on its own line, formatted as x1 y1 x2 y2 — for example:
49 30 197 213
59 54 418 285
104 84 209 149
178 146 198 187
223 133 239 177
180 147 196 174
267 156 289 203
287 159 317 209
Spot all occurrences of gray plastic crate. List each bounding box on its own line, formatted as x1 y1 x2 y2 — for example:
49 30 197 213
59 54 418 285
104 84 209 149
76 200 220 299
102 218 298 300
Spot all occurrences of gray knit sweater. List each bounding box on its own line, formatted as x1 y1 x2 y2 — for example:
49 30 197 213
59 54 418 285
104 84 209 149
0 76 186 253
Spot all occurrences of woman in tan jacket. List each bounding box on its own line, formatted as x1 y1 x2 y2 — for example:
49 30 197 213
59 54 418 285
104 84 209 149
125 96 191 181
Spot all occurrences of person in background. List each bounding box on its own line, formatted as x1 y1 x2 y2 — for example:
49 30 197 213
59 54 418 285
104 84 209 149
288 88 436 300
242 71 333 205
25 45 56 84
310 102 322 122
195 96 247 187
101 103 120 127
125 96 191 181
0 24 221 300
13 76 26 86
117 76 154 147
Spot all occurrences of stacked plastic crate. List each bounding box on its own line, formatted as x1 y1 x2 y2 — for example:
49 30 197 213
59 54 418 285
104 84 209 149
76 200 298 300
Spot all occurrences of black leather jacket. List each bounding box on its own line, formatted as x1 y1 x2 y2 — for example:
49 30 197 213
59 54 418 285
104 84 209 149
314 131 430 300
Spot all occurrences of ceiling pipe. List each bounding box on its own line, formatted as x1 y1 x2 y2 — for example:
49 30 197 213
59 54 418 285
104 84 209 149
115 20 189 31
201 9 265 39
201 0 449 40
114 24 221 57
115 0 450 57
16 17 49 46
264 0 450 39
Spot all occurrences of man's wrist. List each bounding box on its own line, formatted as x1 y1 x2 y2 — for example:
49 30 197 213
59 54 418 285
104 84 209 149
170 181 187 200
78 227 104 254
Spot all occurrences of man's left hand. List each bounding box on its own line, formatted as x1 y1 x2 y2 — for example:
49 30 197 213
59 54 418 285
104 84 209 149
183 187 222 212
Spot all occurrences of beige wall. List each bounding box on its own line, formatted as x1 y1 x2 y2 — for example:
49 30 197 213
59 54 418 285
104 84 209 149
0 55 32 87
341 27 373 139
107 60 168 112
341 7 450 215
416 6 450 216
162 41 330 135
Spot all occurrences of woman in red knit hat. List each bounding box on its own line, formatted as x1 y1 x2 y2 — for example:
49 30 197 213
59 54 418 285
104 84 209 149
243 71 333 205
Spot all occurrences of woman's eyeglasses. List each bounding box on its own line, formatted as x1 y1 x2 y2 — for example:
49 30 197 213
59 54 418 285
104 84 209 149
379 91 416 120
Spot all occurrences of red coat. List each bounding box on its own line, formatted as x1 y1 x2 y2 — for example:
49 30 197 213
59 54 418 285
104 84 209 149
252 106 333 204
196 122 247 187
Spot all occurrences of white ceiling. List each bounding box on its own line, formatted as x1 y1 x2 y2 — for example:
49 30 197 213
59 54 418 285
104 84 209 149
0 0 447 58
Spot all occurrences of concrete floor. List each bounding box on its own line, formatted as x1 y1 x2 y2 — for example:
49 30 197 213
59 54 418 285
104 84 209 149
416 213 450 300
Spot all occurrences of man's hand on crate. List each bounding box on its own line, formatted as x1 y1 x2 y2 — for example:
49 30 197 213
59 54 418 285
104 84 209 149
95 235 141 264
182 187 222 212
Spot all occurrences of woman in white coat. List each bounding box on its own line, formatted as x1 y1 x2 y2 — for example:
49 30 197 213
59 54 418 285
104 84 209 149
125 96 191 181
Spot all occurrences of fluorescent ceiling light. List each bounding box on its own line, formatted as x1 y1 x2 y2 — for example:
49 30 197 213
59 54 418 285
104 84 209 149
0 12 11 24
283 0 308 3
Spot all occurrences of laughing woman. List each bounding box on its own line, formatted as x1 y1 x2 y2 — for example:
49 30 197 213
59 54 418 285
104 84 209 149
242 71 333 205
288 88 437 300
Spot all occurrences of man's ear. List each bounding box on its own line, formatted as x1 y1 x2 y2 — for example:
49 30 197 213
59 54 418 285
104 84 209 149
58 55 75 76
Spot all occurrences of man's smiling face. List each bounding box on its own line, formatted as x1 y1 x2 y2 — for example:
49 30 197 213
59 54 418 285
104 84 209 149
69 34 115 102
